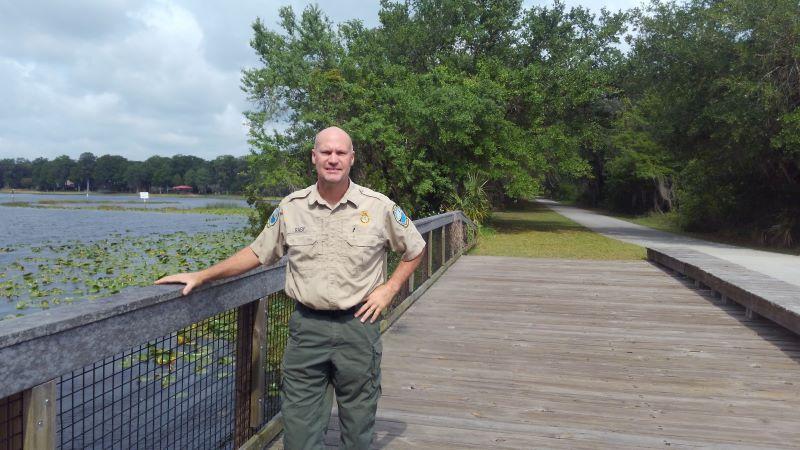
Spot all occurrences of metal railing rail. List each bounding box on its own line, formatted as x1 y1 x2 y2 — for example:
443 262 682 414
0 210 476 450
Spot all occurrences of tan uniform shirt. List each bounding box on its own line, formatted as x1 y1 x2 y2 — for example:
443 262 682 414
249 180 426 310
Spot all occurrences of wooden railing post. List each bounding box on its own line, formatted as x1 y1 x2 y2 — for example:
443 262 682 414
235 300 258 447
250 298 268 428
441 225 447 265
23 380 55 450
427 231 433 277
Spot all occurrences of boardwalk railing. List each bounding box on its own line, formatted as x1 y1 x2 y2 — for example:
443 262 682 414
648 247 800 336
0 211 476 450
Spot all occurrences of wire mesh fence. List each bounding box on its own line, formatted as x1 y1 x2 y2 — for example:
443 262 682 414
57 309 241 450
431 228 443 274
0 392 23 450
412 239 430 291
260 291 294 425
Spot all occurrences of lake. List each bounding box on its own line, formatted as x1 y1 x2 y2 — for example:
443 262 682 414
0 194 250 318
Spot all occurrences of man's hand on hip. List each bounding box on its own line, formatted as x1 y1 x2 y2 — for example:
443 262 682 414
355 283 398 324
356 251 424 324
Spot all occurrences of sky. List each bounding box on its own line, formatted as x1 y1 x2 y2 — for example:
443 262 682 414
0 0 641 162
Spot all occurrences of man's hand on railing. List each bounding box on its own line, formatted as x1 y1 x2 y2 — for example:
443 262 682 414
155 247 262 296
155 272 206 295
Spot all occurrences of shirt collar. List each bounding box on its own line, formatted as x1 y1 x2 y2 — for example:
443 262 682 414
308 179 361 208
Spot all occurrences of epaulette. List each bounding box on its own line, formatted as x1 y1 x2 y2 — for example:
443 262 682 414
283 186 313 203
357 185 392 205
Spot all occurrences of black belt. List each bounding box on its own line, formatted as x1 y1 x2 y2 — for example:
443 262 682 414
295 301 362 318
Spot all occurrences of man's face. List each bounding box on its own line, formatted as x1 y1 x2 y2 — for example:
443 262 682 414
312 130 354 186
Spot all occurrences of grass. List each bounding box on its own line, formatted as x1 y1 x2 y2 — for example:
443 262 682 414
471 202 646 260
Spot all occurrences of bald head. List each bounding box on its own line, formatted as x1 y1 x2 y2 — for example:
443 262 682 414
312 126 355 187
314 126 353 152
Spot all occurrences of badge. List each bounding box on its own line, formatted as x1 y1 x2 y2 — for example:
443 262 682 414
267 207 280 228
360 211 370 224
392 205 409 228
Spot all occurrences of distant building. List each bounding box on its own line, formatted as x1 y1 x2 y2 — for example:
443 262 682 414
171 185 193 194
64 179 75 189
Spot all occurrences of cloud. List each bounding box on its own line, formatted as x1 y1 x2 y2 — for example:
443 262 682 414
0 1 250 160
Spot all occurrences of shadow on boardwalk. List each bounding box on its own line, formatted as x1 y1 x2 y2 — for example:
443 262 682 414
270 255 800 449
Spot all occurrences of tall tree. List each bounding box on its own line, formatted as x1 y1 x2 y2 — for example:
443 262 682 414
74 152 97 190
606 0 800 245
242 0 627 229
94 155 129 191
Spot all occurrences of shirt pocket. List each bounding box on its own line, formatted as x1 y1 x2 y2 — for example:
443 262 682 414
344 233 384 274
285 233 318 274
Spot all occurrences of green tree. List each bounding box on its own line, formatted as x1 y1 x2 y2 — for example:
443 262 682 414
124 161 147 191
94 155 129 191
606 0 800 245
211 155 244 194
73 152 97 191
48 155 76 190
242 1 627 231
8 159 32 188
193 166 213 194
0 159 13 188
30 158 49 190
144 156 172 192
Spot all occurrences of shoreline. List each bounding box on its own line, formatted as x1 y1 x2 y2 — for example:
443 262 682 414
0 189 246 200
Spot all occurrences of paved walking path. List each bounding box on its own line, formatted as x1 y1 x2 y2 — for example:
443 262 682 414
541 200 800 289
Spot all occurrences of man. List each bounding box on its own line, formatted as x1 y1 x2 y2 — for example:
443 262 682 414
156 126 425 449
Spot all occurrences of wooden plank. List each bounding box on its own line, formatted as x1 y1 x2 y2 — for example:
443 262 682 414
427 231 433 277
249 298 268 428
235 300 258 447
240 413 284 450
22 380 55 450
441 225 446 267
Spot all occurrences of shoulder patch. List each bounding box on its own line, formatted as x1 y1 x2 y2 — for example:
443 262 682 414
267 206 281 228
392 204 410 228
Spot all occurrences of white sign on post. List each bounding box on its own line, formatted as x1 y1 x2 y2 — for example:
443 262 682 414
139 192 150 200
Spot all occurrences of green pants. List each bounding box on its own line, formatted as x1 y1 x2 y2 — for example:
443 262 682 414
281 304 383 450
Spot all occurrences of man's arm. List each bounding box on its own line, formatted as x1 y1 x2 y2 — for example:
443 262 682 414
155 246 261 295
355 250 424 323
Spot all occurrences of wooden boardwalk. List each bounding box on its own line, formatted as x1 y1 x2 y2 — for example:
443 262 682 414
649 247 800 335
269 256 800 449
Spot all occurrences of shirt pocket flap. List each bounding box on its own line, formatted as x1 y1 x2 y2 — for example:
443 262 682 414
286 234 316 246
346 234 384 247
